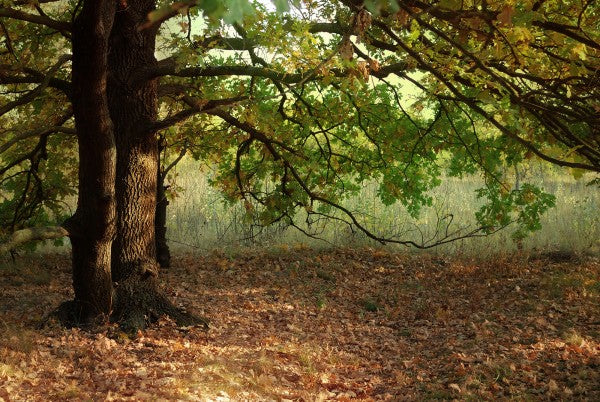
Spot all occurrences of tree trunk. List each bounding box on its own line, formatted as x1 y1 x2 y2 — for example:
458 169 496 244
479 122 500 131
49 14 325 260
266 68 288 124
106 0 202 331
107 0 159 284
63 0 117 325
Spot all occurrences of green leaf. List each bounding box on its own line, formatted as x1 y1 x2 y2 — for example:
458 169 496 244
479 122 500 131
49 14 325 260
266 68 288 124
272 0 289 13
570 168 585 180
438 0 461 10
224 0 254 23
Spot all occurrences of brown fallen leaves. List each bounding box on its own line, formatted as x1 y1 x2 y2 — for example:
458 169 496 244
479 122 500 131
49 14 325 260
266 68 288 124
1 248 599 400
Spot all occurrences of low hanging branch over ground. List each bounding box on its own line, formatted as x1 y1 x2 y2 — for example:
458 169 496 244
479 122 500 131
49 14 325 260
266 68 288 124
0 226 68 255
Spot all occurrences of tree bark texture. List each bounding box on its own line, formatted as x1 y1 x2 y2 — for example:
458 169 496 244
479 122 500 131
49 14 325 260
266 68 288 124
66 0 117 324
106 0 203 331
42 0 205 331
107 0 160 284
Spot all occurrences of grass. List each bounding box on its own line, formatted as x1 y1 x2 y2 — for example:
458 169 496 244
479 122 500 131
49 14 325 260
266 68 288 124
541 269 600 300
165 158 600 257
563 329 586 347
29 157 598 258
361 298 380 312
0 258 52 286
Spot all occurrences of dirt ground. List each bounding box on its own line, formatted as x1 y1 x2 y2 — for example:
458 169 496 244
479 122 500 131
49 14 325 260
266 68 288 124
1 247 599 400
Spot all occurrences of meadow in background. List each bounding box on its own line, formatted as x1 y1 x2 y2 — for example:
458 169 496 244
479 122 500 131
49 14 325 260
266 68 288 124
166 158 600 257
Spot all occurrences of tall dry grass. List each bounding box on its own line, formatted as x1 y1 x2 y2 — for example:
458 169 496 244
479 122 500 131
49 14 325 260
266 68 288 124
166 159 600 257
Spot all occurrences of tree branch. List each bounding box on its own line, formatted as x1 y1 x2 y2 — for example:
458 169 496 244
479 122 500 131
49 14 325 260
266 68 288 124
151 95 248 131
0 110 74 155
136 55 405 86
210 108 504 248
137 0 197 31
12 0 62 5
0 7 71 33
0 70 72 98
532 20 600 50
0 19 18 61
134 58 307 85
162 144 188 177
372 19 600 172
0 54 71 117
0 226 68 255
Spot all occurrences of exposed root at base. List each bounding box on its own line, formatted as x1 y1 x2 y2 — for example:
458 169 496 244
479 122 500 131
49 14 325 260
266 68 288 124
40 300 110 329
111 275 209 333
40 278 209 333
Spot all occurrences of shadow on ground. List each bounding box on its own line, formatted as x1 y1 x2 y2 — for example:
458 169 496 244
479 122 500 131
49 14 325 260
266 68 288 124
1 248 599 400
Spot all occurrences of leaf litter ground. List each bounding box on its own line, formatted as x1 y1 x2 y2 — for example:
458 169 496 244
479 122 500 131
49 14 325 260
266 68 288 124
1 248 599 400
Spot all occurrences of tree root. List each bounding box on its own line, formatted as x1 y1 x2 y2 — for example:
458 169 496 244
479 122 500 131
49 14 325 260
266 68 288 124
41 276 209 333
111 275 209 333
40 300 110 329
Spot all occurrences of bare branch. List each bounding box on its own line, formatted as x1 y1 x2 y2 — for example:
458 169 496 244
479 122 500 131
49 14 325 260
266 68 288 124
0 226 68 255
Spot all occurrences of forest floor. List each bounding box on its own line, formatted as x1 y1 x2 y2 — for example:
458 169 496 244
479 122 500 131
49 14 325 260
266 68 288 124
1 247 599 401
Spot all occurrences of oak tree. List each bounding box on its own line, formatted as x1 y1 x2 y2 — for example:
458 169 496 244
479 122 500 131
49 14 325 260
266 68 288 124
1 0 597 330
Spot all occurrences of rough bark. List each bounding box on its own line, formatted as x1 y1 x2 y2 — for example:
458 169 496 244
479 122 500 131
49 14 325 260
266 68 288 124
107 0 159 284
64 0 117 325
111 275 202 333
106 0 202 331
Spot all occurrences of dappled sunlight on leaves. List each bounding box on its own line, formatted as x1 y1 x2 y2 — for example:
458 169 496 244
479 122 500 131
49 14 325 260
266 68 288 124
1 249 599 399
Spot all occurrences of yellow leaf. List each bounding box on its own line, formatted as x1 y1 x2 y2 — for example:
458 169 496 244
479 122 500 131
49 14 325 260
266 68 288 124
572 43 587 60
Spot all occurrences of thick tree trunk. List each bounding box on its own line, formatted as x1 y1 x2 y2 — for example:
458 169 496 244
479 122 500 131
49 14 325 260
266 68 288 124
64 0 117 325
106 0 203 331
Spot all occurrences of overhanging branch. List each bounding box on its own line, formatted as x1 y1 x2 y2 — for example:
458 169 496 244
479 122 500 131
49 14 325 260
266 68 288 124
151 95 248 131
134 59 307 85
138 0 197 31
136 56 405 86
0 226 68 255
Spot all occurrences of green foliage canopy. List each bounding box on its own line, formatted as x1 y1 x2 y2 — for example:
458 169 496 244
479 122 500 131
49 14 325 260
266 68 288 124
1 0 598 247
